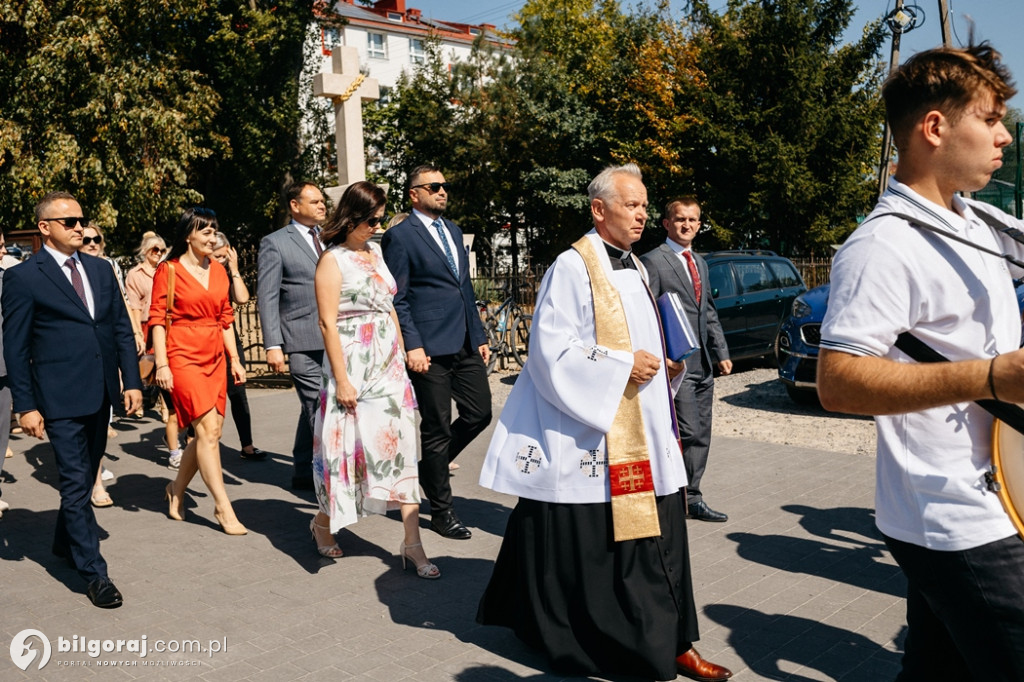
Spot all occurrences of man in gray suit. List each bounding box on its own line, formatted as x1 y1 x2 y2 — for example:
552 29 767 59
641 197 732 522
257 181 327 489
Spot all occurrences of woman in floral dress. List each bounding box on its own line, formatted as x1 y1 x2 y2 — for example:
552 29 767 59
310 181 439 579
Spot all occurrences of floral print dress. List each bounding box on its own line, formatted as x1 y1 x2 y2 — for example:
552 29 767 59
313 243 420 532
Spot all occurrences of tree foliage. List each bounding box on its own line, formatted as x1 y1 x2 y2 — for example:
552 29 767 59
0 0 218 247
0 0 321 254
363 0 885 264
683 0 887 253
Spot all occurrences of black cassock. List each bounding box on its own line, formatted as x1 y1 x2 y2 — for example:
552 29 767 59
477 489 700 681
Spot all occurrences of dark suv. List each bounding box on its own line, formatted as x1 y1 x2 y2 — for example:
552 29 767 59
704 250 807 361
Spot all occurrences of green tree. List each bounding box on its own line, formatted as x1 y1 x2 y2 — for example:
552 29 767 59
191 0 323 244
683 0 887 253
0 0 219 250
0 0 323 254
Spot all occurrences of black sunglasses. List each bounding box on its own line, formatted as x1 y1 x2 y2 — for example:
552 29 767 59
43 217 90 228
365 215 387 228
410 182 451 193
82 235 103 245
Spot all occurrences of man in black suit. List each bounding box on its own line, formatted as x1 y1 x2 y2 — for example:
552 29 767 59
2 191 142 607
642 197 732 522
381 165 492 540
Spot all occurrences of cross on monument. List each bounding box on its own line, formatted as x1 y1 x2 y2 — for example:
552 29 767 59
313 46 380 199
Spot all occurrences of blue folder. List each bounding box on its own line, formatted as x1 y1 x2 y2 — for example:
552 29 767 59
656 292 700 362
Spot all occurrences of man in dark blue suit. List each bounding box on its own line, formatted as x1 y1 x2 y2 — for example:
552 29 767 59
382 165 492 540
2 191 142 608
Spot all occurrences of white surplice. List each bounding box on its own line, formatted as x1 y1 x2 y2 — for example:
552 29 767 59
479 231 688 504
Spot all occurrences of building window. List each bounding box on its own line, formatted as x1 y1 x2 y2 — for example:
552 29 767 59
322 27 342 55
410 38 425 64
367 32 386 59
469 27 481 36
387 12 402 22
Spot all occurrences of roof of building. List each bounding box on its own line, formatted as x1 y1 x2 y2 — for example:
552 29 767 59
327 0 513 48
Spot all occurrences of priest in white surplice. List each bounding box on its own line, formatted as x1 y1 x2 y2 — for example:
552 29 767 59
477 164 732 682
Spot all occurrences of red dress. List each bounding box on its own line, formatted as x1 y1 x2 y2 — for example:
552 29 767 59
147 259 234 428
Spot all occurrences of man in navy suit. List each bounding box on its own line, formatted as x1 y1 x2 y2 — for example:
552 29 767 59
2 191 142 607
382 165 492 540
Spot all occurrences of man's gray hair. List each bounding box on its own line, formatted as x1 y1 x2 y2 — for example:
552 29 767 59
588 163 643 203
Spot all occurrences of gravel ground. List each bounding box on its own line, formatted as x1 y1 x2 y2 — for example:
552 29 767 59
489 361 878 457
712 364 877 456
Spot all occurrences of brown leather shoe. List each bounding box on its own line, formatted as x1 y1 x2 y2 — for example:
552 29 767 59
676 648 732 682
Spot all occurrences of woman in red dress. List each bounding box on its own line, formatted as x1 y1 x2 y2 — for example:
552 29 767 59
150 208 248 535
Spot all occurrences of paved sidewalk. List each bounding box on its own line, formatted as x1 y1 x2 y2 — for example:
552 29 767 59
0 381 905 681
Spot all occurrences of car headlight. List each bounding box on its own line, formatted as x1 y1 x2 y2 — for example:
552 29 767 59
791 296 811 319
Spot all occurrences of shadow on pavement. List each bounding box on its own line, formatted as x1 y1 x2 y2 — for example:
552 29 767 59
705 604 904 681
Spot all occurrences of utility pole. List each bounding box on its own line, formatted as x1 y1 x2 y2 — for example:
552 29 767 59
937 0 952 47
876 0 905 197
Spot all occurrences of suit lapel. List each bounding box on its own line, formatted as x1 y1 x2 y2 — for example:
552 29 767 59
661 244 697 306
37 250 91 317
411 217 459 283
81 255 108 318
287 223 319 265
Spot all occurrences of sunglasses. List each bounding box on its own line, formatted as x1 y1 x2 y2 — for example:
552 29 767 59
82 235 103 246
149 247 167 255
43 217 90 228
364 215 387 228
410 182 451 193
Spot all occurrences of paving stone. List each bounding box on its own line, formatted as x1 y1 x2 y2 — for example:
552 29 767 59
0 387 911 681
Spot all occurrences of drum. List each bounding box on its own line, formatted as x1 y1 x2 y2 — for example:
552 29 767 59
992 419 1024 538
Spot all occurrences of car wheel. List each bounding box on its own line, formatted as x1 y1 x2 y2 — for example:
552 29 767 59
784 383 820 406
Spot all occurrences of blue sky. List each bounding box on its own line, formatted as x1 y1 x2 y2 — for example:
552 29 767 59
412 0 1024 106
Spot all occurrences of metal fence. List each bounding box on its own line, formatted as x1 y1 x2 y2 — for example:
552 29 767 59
183 248 830 383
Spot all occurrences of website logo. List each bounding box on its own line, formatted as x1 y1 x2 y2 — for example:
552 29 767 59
10 629 52 671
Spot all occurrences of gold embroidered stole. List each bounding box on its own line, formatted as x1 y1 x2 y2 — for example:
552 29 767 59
572 236 661 541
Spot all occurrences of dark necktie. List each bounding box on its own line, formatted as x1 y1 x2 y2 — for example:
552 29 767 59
683 250 702 303
432 219 458 277
64 258 89 309
309 227 322 256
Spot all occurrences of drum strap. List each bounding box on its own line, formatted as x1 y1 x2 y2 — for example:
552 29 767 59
895 332 1024 493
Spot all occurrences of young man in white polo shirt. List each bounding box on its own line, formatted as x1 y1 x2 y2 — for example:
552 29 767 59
818 43 1024 679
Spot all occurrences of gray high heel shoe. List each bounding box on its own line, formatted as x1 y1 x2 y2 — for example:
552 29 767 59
399 542 440 579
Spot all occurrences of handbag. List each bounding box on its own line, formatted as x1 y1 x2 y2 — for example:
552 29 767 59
138 263 176 386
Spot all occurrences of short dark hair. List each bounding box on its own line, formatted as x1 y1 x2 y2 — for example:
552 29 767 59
321 181 387 247
883 41 1016 149
35 191 79 222
407 164 441 193
166 207 219 262
284 181 320 209
664 196 700 218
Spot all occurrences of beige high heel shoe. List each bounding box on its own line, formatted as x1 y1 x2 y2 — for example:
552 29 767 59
310 519 343 558
164 483 184 521
399 542 440 579
214 510 247 536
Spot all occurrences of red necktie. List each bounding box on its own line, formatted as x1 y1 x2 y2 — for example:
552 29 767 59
64 258 89 309
683 250 702 304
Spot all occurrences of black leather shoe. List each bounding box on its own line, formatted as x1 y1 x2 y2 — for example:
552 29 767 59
291 475 314 491
430 510 472 539
241 447 267 461
688 500 728 522
87 578 124 608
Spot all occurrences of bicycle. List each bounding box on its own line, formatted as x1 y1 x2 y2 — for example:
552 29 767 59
477 295 532 374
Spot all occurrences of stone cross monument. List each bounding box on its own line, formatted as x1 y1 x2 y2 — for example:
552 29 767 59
313 46 380 203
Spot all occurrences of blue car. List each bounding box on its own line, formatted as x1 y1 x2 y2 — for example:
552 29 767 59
776 281 1024 404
